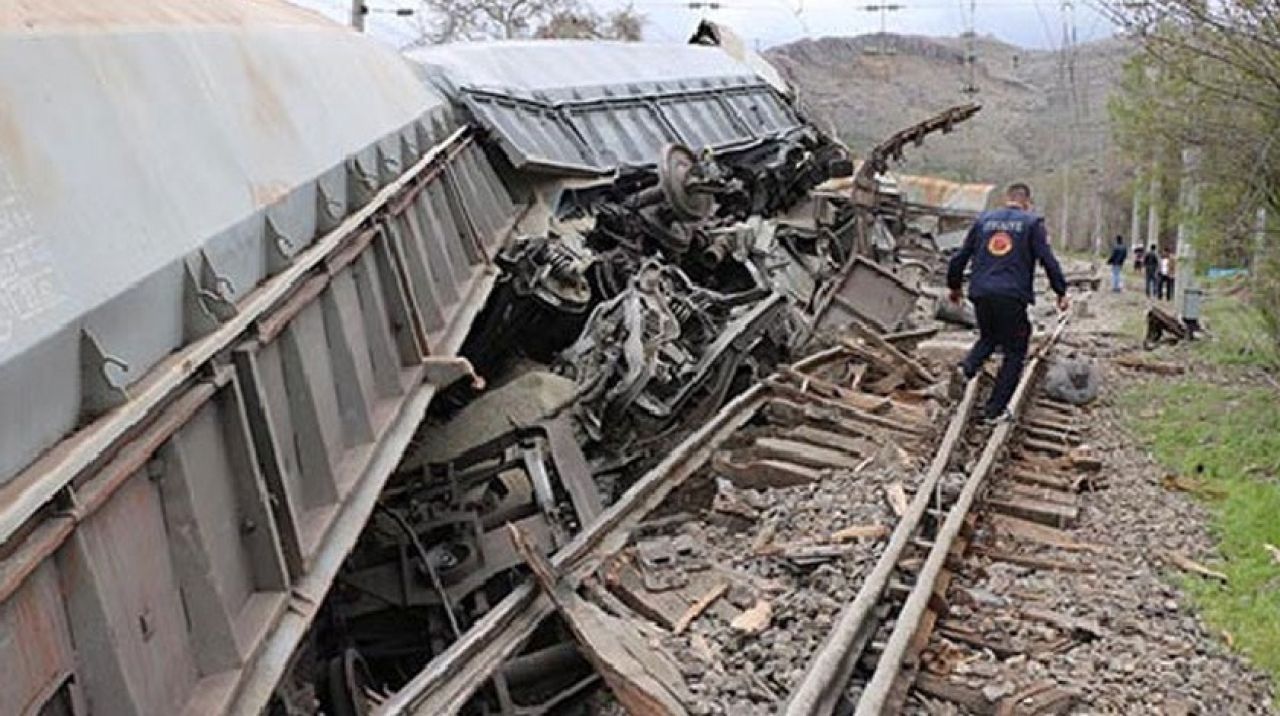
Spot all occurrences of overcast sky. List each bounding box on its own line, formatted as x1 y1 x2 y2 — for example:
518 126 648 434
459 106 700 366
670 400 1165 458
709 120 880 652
292 0 1116 51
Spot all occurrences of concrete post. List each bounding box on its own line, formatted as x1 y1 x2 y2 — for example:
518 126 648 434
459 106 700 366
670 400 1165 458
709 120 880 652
350 0 365 30
1146 162 1161 250
1175 147 1201 323
1130 181 1143 252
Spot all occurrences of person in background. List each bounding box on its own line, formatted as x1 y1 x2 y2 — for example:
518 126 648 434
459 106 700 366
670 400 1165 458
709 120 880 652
1107 236 1127 292
1133 243 1146 273
947 182 1069 423
1159 248 1177 300
1143 244 1160 298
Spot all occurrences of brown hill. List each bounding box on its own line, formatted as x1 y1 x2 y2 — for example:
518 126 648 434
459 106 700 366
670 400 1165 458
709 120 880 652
767 33 1137 246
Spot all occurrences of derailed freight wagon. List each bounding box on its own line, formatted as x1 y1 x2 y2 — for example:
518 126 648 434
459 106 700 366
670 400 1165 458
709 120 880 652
0 3 946 714
0 2 520 714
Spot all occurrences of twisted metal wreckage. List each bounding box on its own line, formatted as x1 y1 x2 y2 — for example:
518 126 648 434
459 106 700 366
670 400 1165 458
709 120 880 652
322 44 983 716
0 5 981 714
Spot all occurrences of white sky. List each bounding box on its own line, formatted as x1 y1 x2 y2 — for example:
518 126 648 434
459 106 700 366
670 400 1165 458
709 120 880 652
291 0 1116 51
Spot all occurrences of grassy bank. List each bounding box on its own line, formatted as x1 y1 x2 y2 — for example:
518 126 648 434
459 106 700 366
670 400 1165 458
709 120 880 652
1118 294 1280 694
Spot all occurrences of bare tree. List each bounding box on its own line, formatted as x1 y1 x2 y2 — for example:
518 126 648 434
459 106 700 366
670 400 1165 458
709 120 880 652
412 0 642 43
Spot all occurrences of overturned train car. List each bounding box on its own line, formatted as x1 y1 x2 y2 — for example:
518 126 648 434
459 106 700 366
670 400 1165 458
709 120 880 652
0 7 887 716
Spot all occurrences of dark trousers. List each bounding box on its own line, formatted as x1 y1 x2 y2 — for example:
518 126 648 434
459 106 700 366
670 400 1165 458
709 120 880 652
961 296 1030 418
1145 271 1159 298
1159 275 1175 300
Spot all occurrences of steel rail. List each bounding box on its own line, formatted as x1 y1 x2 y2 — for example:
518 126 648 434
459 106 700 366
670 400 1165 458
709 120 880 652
782 359 982 715
853 314 1069 715
0 127 472 548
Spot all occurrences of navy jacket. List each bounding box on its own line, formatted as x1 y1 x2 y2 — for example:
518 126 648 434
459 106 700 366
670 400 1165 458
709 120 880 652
947 205 1067 305
1107 244 1127 266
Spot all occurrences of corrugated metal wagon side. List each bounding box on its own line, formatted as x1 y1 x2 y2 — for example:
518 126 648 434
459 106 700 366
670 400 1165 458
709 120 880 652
0 3 522 714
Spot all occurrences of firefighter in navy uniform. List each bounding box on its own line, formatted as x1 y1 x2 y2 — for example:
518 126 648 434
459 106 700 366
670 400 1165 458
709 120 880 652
947 183 1069 422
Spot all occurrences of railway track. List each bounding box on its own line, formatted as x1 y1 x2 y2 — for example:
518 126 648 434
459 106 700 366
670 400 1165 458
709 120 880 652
382 311 1099 715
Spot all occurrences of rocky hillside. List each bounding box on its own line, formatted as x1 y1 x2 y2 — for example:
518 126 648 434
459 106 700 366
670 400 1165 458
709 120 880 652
766 33 1137 245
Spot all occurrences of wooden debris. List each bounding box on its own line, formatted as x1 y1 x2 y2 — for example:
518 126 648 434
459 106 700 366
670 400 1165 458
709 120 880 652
1165 551 1228 583
986 494 1078 528
1114 353 1186 375
730 600 772 635
753 437 863 470
831 523 890 542
509 525 691 716
788 425 873 457
844 321 938 385
884 482 909 517
713 453 823 490
866 365 908 395
995 481 1079 507
673 581 729 635
973 546 1094 573
1006 466 1075 492
1020 606 1105 640
1161 473 1227 499
986 514 1103 553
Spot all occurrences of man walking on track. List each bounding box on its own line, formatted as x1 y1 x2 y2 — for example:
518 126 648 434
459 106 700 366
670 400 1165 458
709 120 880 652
1107 235 1127 292
947 183 1069 423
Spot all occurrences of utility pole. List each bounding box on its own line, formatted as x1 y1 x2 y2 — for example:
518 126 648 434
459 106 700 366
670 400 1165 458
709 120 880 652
860 4 903 57
1146 162 1161 251
1129 178 1143 251
350 0 365 31
1057 0 1078 249
1174 147 1201 326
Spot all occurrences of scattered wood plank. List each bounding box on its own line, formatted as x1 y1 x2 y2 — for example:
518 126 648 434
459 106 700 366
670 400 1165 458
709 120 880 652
509 526 691 716
1114 353 1187 375
762 399 890 443
673 581 729 635
1160 473 1227 499
1006 466 1075 492
755 524 887 557
1021 437 1069 457
866 365 908 395
973 546 1094 573
752 437 863 471
831 523 890 542
935 623 1023 659
1022 424 1081 447
986 494 1079 528
766 382 930 437
730 600 772 635
884 482 909 517
1165 551 1228 583
787 425 872 458
995 481 1080 508
986 514 1103 554
845 321 937 385
713 453 823 490
1019 606 1105 640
